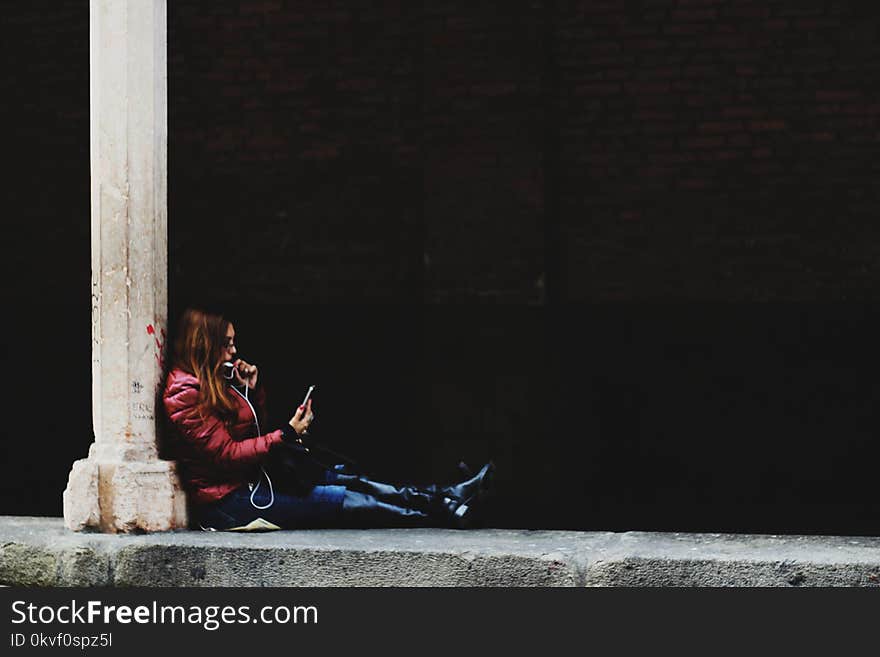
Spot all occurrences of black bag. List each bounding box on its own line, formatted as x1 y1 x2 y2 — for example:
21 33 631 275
265 441 328 495
266 440 361 496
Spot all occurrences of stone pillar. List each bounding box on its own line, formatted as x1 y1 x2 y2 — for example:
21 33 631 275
63 0 187 532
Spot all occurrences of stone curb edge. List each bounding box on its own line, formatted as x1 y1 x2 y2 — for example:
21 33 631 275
2 518 879 587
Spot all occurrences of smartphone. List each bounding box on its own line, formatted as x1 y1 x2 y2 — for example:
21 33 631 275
301 384 316 407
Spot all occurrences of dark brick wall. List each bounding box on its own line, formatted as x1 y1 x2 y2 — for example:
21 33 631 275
556 0 880 301
5 1 879 305
3 1 880 533
167 1 546 306
422 2 545 303
168 0 424 304
162 0 880 306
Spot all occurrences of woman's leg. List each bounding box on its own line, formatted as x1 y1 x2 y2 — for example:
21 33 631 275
329 462 495 511
330 474 445 512
197 464 495 531
198 484 346 531
339 490 433 528
328 474 481 529
200 485 453 530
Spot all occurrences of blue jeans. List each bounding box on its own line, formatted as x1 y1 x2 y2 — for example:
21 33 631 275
198 470 346 530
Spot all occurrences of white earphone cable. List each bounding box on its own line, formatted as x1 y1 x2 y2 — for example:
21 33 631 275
229 375 275 511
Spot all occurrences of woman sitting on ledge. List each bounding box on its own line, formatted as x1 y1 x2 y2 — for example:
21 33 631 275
162 308 494 532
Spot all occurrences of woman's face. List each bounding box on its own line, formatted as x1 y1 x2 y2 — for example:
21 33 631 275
221 323 237 364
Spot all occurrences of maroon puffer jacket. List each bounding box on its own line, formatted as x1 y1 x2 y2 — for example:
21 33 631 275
162 368 284 506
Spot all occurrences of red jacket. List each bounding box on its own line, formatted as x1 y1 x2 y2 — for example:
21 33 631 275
162 368 284 506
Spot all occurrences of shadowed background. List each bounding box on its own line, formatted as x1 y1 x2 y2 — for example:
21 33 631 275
2 0 879 534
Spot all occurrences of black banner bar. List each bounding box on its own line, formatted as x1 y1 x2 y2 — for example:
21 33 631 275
0 587 874 653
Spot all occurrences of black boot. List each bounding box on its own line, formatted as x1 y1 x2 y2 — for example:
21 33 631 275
425 462 495 506
335 475 473 529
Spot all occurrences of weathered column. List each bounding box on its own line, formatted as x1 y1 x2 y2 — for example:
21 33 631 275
63 0 187 532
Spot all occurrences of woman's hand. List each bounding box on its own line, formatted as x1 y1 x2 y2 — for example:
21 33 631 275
288 398 315 437
232 359 258 389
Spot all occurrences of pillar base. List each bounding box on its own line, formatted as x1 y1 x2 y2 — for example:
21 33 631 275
63 456 188 533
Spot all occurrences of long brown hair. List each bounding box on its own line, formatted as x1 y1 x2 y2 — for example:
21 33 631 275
170 307 237 421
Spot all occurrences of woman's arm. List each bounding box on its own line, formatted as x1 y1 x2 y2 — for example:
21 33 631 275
163 383 283 468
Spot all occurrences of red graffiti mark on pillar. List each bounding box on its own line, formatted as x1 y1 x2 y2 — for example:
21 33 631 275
148 324 166 370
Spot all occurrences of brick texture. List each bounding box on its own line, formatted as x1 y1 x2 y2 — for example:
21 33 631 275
556 0 880 301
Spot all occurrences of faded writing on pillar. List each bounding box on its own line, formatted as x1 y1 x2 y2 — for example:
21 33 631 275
131 401 154 421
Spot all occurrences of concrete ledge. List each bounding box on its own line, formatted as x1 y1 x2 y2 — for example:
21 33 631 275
1 517 878 586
